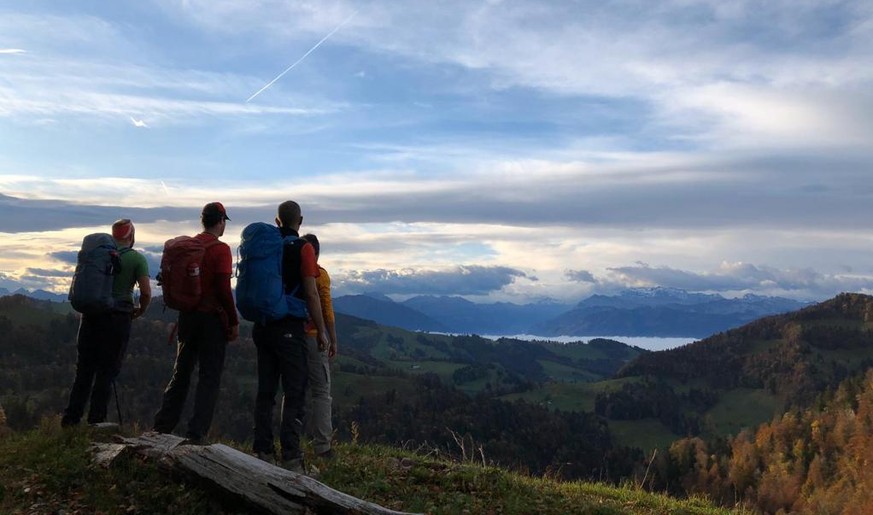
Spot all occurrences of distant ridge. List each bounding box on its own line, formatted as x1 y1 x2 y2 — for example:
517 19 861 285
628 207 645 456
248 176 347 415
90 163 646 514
531 287 807 337
402 295 570 334
335 287 808 338
0 288 67 303
333 294 447 332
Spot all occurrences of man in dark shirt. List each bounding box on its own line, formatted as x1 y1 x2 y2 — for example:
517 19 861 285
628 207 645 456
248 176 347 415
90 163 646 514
252 200 329 473
153 202 239 443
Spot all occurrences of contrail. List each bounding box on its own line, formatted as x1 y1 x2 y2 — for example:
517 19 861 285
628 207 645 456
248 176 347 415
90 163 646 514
246 10 358 103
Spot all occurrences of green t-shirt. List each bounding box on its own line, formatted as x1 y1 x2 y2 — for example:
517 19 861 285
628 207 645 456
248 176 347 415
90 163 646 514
113 248 149 307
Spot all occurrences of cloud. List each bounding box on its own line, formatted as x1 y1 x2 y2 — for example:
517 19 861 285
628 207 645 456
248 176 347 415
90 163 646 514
25 267 71 278
606 262 873 299
0 85 324 124
48 250 78 265
0 193 186 233
3 145 873 235
163 0 873 149
1 2 872 304
336 265 528 295
0 49 26 55
566 269 596 283
0 12 340 126
137 250 162 277
130 116 148 128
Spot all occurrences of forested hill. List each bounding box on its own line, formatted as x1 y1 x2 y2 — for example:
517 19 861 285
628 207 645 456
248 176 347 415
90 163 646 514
645 369 873 513
594 293 873 438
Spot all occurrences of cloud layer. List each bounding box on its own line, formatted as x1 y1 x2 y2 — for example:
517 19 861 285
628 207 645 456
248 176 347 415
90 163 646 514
1 1 872 303
338 265 529 296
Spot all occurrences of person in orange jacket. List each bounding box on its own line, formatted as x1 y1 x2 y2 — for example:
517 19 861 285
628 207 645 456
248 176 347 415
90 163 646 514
302 233 337 458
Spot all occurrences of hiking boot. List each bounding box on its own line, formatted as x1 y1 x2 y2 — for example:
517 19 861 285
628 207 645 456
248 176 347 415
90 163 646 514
280 457 306 474
183 434 207 446
316 448 334 460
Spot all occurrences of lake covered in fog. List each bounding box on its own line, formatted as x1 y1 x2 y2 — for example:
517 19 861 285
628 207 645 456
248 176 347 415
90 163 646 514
479 334 698 352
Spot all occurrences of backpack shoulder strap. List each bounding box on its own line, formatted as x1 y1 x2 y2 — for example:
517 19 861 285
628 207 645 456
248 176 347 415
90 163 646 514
280 236 306 296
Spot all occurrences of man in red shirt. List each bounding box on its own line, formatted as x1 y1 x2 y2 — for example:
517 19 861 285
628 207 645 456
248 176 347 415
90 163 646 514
153 202 239 443
252 200 329 473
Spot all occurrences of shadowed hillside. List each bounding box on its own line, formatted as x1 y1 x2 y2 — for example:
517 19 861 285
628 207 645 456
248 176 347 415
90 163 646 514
595 293 873 441
333 294 448 332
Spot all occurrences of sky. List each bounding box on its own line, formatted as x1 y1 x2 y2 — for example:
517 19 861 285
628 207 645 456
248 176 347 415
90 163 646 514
2 0 873 303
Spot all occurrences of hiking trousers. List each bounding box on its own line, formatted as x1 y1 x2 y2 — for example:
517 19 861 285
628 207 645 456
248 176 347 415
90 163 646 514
304 334 333 454
252 319 308 460
153 311 227 440
62 311 132 426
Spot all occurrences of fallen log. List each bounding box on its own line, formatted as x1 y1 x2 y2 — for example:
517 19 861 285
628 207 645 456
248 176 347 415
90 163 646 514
92 432 416 515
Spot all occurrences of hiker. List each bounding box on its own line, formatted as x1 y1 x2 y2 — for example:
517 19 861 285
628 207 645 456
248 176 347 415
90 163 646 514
252 201 330 472
301 233 337 459
153 202 239 443
62 219 150 427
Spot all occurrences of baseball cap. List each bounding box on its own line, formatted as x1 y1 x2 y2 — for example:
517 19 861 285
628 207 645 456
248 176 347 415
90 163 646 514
202 202 230 221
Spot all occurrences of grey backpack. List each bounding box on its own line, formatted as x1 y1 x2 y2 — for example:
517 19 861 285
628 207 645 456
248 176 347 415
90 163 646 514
68 233 121 314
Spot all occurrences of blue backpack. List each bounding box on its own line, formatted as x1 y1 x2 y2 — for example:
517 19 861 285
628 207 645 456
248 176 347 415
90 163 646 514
68 233 123 314
236 222 309 324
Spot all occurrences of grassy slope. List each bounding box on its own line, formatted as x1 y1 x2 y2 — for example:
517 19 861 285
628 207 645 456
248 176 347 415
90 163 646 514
704 388 782 437
0 420 218 514
0 420 734 515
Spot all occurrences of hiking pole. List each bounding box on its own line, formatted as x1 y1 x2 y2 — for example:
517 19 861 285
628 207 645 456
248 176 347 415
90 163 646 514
112 379 124 426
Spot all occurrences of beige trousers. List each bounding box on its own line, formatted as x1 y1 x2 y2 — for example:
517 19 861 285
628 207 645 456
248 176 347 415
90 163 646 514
304 335 333 454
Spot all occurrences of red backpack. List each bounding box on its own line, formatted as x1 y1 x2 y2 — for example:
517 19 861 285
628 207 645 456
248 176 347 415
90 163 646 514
157 236 221 312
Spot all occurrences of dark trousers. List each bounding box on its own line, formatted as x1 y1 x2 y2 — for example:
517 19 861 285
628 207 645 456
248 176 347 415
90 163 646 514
153 311 227 440
62 312 131 426
252 319 308 460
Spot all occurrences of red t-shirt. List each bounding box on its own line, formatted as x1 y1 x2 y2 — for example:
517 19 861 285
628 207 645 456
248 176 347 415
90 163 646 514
300 243 319 280
195 232 239 327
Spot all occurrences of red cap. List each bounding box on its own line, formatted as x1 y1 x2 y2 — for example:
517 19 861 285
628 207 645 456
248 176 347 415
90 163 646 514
112 219 134 240
202 202 230 221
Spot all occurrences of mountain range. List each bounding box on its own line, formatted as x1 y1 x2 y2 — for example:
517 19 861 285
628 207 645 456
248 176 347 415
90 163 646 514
0 287 67 303
1 285 809 338
334 287 808 337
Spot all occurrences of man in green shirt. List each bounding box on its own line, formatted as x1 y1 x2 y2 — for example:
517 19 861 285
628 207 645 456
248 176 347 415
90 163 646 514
62 219 151 426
